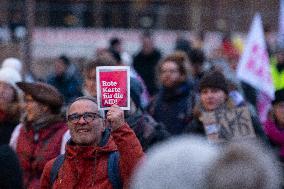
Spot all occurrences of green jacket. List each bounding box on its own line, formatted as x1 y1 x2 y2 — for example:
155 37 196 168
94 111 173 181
270 56 284 90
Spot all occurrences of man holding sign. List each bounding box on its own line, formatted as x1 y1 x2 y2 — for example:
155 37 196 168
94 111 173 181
40 96 144 189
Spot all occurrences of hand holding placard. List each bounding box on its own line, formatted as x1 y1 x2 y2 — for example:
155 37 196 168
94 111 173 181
96 66 130 110
106 105 125 131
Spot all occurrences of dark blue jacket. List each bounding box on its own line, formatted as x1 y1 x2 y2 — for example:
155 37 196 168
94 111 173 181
47 72 82 104
148 81 195 135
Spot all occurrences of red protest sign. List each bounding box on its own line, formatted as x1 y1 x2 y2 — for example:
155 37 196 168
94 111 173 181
96 66 130 110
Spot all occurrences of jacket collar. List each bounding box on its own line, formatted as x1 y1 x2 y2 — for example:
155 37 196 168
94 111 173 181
24 114 63 132
65 129 117 159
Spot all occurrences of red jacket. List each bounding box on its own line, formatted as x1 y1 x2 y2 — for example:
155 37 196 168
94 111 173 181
16 119 67 189
40 123 144 189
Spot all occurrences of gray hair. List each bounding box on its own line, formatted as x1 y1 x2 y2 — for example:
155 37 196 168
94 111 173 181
130 137 282 189
130 135 218 189
66 96 105 118
205 141 282 189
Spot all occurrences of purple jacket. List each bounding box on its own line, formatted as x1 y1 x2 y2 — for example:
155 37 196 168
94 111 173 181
264 119 284 159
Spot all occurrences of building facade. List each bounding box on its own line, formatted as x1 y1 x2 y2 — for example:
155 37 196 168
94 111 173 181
0 0 279 32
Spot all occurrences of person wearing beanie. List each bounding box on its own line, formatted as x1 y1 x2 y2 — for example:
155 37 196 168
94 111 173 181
264 89 284 162
186 70 267 143
1 57 23 73
199 69 229 97
2 57 35 82
9 82 68 189
0 67 22 145
148 51 196 135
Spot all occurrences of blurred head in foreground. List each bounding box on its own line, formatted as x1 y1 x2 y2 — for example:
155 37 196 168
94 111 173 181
206 141 282 189
130 136 282 189
130 136 218 189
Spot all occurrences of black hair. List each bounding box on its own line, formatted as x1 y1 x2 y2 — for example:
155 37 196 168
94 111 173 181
189 48 205 65
59 55 70 66
110 37 121 47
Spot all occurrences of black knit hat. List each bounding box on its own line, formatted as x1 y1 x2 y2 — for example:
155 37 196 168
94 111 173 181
272 89 284 105
199 70 228 94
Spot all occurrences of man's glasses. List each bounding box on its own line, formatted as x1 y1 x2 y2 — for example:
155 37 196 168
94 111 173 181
67 112 102 124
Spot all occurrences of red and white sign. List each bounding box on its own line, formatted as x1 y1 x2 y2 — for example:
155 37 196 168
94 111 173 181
96 66 130 110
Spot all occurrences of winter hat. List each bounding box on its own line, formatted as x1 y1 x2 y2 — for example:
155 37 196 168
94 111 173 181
16 81 63 110
1 57 23 73
0 67 22 90
272 89 284 105
199 70 228 94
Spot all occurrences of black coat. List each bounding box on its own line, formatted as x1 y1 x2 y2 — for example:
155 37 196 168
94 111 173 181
133 49 161 96
0 120 18 145
149 82 195 135
0 145 23 189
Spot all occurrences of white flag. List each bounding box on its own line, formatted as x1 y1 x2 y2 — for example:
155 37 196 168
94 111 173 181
237 13 275 99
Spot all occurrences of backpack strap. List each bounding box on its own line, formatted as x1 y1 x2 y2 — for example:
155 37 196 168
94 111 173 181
49 151 122 189
108 151 122 189
50 154 65 185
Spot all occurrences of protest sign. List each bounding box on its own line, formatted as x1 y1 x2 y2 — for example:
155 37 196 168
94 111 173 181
96 66 130 110
200 106 256 143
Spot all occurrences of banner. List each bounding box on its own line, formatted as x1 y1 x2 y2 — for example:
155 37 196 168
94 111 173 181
236 13 275 123
200 106 256 143
237 13 274 98
96 66 130 110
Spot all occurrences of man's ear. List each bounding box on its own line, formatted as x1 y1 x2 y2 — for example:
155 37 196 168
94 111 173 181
66 121 71 130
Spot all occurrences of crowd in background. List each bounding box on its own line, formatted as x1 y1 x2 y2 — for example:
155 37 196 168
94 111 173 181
0 30 283 188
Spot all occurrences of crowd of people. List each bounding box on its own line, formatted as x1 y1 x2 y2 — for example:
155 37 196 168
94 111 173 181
0 30 283 189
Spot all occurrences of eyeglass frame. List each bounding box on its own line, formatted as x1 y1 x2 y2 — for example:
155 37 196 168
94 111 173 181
67 112 103 124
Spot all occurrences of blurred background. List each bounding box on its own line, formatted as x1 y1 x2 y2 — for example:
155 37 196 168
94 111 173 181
0 0 279 80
